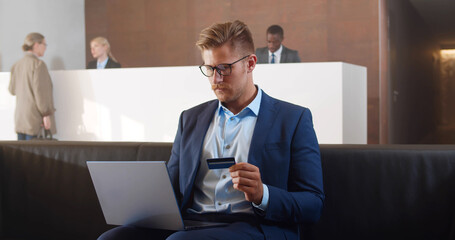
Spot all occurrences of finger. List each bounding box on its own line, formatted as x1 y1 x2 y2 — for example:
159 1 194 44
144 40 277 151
233 184 263 204
233 183 255 192
230 170 260 181
233 181 260 194
231 176 258 187
229 162 257 172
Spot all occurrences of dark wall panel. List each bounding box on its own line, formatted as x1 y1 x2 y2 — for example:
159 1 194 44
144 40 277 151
388 0 439 143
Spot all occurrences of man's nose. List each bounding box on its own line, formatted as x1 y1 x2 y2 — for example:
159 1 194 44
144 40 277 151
212 70 223 84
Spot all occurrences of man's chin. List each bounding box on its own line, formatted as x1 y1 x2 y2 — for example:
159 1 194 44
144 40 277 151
214 91 228 102
213 88 228 95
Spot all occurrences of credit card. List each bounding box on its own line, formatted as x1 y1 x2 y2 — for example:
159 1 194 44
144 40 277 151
206 157 235 170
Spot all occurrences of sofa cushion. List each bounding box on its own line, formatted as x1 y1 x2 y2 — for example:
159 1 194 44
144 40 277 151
136 142 173 162
304 144 455 240
0 141 142 240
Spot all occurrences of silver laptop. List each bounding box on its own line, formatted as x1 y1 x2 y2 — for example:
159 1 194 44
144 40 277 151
87 161 227 231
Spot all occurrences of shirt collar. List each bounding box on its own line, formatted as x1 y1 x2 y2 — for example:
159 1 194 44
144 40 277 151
97 57 109 69
269 45 283 56
25 52 38 58
217 86 262 117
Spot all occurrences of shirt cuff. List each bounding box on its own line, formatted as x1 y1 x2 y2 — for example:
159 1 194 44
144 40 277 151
252 183 269 211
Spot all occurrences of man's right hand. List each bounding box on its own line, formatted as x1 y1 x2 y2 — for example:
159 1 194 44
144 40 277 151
229 162 264 205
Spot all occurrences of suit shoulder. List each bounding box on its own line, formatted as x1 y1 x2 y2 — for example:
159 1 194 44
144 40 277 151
255 47 267 53
267 94 309 113
15 54 44 70
87 60 96 69
183 100 217 116
282 46 301 63
107 59 121 68
279 99 308 112
283 46 299 54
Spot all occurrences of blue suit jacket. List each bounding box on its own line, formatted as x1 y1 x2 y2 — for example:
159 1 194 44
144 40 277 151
167 91 324 240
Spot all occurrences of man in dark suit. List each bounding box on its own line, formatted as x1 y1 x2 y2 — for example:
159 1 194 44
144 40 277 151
255 25 301 64
98 20 323 240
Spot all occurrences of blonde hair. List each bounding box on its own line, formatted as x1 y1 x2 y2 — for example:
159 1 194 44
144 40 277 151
91 36 118 62
196 20 254 56
22 32 44 51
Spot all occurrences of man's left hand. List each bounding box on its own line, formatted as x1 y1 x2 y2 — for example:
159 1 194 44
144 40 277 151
229 162 263 205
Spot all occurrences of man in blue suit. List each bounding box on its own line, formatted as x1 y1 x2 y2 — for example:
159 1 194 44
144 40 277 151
98 20 323 240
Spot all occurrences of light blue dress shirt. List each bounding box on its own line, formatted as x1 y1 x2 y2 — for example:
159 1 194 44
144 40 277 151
188 87 269 215
97 57 109 69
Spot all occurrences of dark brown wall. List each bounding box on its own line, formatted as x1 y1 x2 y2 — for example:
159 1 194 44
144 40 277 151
379 0 389 144
85 0 383 143
388 0 439 143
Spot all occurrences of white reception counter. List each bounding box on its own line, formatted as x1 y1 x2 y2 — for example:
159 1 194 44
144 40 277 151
0 62 366 143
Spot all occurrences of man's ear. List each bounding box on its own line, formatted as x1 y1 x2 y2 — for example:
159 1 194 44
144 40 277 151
247 54 257 73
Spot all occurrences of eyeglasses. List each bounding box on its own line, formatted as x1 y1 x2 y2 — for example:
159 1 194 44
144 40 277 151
199 55 250 77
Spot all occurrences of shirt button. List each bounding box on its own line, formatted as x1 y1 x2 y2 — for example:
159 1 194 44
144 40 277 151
226 145 230 149
230 117 234 121
218 202 222 206
222 175 227 179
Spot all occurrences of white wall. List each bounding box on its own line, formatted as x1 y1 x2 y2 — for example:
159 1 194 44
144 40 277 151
0 62 367 143
0 0 85 72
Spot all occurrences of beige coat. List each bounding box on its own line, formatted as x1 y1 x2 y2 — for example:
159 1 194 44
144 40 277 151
9 53 56 136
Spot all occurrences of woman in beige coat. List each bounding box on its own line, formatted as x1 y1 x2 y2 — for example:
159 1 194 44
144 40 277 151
9 32 56 140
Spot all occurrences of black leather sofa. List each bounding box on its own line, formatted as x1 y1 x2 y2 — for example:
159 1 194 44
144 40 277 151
0 141 454 240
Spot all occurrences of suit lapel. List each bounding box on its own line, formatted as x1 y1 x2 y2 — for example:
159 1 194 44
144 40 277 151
280 46 288 63
192 100 218 163
259 48 269 64
181 100 218 207
106 58 115 68
248 92 278 170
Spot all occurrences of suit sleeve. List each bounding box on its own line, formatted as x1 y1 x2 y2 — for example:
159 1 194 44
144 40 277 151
167 111 184 205
293 51 301 62
32 61 55 116
263 108 324 224
255 48 268 64
8 67 16 96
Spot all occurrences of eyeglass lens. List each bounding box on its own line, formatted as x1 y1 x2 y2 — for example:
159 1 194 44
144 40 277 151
199 55 249 77
201 64 231 77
